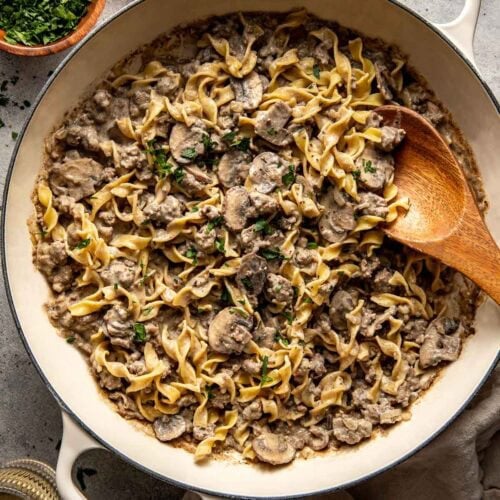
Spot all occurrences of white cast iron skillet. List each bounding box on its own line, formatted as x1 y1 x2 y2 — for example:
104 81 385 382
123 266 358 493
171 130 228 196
2 0 499 498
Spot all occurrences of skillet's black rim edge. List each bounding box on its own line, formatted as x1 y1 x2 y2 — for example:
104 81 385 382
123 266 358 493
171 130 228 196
1 0 499 498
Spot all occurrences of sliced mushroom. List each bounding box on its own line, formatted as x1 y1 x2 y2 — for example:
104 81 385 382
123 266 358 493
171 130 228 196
356 192 388 219
252 433 296 465
255 101 293 146
236 253 268 296
318 187 356 243
249 152 287 194
231 71 263 110
355 146 394 192
223 186 252 232
49 157 103 201
419 318 462 368
248 191 279 216
169 123 206 164
217 150 251 187
153 414 186 442
307 426 329 451
208 307 253 354
329 289 359 331
374 61 393 101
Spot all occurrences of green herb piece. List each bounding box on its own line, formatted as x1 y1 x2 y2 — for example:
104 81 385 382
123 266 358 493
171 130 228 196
147 141 173 178
303 296 313 304
11 131 18 140
274 333 290 346
133 323 147 342
282 165 295 188
254 219 273 235
306 241 318 249
74 238 91 250
362 159 376 173
215 238 225 253
231 136 250 152
240 277 253 290
282 311 293 325
352 169 361 180
181 147 198 160
267 127 277 136
206 384 216 399
202 133 214 152
274 285 282 293
260 247 285 261
143 306 153 316
113 283 119 290
185 246 198 265
206 216 223 233
260 355 273 385
222 131 237 143
190 205 199 212
237 299 246 305
0 0 91 47
220 286 232 305
66 336 75 344
172 167 185 183
230 307 248 318
313 64 321 79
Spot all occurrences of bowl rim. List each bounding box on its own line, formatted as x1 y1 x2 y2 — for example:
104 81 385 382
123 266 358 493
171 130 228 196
0 0 106 57
1 0 499 497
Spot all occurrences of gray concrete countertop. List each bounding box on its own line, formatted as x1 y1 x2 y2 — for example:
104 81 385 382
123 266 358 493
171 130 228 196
0 1 498 498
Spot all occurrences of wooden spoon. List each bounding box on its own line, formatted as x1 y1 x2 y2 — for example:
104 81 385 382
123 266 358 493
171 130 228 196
376 105 500 304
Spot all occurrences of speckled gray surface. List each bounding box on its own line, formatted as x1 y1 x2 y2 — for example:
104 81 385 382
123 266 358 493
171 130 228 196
0 1 498 498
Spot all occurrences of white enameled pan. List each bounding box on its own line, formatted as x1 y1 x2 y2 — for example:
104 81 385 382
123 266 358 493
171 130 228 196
2 0 499 498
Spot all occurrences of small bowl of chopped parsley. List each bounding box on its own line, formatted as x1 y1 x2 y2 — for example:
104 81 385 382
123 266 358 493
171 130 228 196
0 0 105 56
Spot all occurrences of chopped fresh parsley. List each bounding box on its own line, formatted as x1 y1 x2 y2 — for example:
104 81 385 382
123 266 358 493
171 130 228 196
74 238 91 250
303 296 313 304
313 64 321 79
306 241 318 249
267 127 277 136
206 216 223 233
260 247 286 261
11 131 18 140
113 283 119 290
254 219 273 235
220 286 232 305
172 167 185 183
0 0 91 46
215 238 225 253
274 333 290 346
143 306 153 316
202 133 214 152
352 169 361 180
229 307 249 318
231 136 250 152
282 311 293 325
282 165 295 188
185 246 198 265
241 277 253 290
190 205 199 212
66 336 75 344
147 140 173 178
260 355 273 385
133 323 147 342
363 159 376 173
222 131 237 143
205 384 216 399
180 147 198 160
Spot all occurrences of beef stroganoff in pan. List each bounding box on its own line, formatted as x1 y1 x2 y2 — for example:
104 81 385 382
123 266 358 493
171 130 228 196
30 10 484 465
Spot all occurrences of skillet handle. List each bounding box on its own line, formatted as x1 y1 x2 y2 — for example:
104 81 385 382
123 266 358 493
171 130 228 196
434 0 481 66
56 412 103 500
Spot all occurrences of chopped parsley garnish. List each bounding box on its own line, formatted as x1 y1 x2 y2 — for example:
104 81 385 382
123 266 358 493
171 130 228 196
282 311 293 325
254 219 273 235
190 205 199 212
206 216 223 233
260 247 286 261
220 286 232 305
231 136 250 152
215 238 225 253
180 147 198 160
202 134 214 152
260 355 273 385
0 0 91 46
229 307 249 318
222 131 237 143
205 384 216 399
363 159 376 173
113 283 119 290
133 323 147 342
143 306 153 316
274 333 290 346
267 127 277 136
74 238 91 250
172 167 185 183
306 241 318 249
303 296 313 304
11 131 18 140
240 277 253 290
352 169 361 180
313 64 321 79
66 336 75 344
147 140 173 178
282 165 295 188
185 246 198 264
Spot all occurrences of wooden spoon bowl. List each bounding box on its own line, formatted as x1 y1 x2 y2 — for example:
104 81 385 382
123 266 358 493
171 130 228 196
0 0 106 57
377 105 500 304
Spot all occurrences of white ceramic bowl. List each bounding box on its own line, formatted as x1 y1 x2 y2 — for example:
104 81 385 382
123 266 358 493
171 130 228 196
2 0 499 498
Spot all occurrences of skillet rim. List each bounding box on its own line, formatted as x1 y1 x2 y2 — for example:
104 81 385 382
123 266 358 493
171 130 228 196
1 0 499 497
